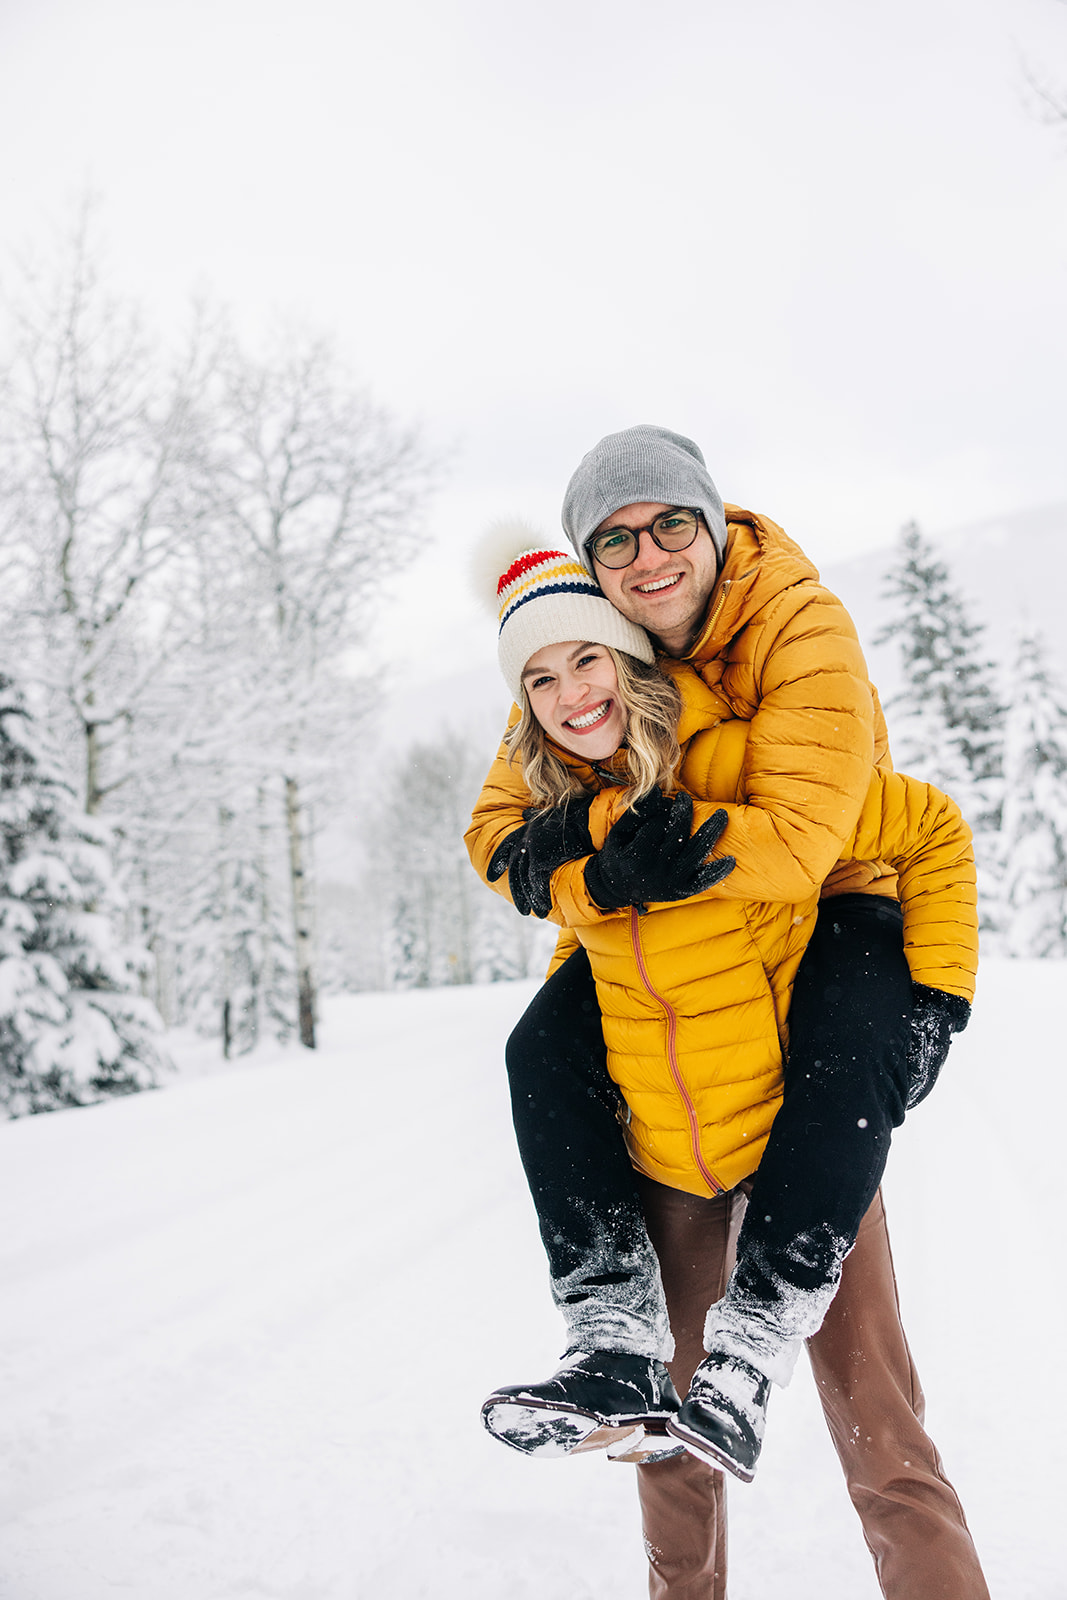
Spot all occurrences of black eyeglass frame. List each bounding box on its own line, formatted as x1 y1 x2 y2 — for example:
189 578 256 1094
585 507 703 571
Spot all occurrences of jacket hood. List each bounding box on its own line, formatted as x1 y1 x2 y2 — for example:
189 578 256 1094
684 505 819 666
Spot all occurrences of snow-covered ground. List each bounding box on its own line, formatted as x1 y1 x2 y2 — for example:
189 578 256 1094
0 962 1062 1599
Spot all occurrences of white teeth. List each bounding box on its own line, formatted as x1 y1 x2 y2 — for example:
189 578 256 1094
566 701 610 729
635 574 680 593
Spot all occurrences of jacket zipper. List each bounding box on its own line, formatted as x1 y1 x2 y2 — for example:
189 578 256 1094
629 907 725 1197
696 579 732 651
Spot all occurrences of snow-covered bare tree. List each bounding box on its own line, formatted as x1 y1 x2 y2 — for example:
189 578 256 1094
1 214 437 1059
994 629 1067 957
1023 0 1067 128
0 670 168 1116
375 731 554 989
0 211 210 817
377 734 481 988
201 326 435 1044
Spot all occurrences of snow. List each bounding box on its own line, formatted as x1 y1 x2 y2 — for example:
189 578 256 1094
0 963 1063 1599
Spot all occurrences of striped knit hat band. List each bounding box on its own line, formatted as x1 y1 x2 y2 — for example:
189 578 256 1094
496 547 655 703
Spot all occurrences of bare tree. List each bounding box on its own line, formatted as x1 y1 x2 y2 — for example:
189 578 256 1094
0 210 210 816
203 326 435 1045
1022 0 1067 129
0 216 437 1059
373 731 556 991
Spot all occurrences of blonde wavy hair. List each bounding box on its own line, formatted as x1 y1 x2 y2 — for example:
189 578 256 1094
504 646 681 808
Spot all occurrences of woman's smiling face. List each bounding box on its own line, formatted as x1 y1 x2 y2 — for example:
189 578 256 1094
521 640 628 761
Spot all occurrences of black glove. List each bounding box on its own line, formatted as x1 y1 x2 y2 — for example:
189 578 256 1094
584 789 735 911
905 983 971 1110
486 798 595 918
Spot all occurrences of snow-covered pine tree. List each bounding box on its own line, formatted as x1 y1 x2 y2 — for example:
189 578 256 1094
876 521 1005 927
0 673 169 1116
877 521 1003 790
471 882 557 984
172 792 296 1055
995 628 1067 957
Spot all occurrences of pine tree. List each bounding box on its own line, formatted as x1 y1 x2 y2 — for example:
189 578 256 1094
877 522 1005 930
995 629 1067 957
0 674 169 1116
877 521 1004 794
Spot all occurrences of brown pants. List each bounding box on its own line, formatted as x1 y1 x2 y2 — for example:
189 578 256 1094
636 1179 989 1600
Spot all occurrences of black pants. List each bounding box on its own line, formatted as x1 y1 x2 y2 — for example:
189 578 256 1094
505 895 914 1362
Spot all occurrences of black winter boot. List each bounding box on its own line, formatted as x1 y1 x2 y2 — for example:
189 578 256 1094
667 1350 771 1483
482 1351 681 1459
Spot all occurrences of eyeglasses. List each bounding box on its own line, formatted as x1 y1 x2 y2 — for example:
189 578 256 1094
586 508 702 571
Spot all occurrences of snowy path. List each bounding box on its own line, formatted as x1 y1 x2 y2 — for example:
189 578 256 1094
0 967 1062 1598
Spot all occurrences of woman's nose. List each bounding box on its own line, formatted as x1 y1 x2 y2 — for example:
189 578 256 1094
558 674 587 707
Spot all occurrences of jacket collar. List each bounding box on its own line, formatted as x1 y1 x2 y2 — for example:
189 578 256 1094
681 504 819 669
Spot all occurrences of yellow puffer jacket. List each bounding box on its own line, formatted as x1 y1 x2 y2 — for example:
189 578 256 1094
466 504 898 931
528 669 976 1201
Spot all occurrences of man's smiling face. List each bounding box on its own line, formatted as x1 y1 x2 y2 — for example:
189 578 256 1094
588 502 720 658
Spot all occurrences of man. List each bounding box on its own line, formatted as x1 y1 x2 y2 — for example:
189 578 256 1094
466 425 988 1599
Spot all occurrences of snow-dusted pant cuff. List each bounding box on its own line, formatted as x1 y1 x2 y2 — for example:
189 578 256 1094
702 1274 843 1389
553 1240 674 1362
561 1319 674 1363
702 1313 802 1388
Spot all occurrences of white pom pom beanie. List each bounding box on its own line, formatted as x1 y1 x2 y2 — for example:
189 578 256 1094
494 546 655 704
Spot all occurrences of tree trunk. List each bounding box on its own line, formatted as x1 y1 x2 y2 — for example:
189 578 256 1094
218 804 235 1060
85 719 103 815
284 774 317 1049
251 783 273 1051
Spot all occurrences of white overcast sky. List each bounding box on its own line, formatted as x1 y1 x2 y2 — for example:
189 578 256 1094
1 0 1065 680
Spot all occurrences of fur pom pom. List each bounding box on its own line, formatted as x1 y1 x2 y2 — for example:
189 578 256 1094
471 518 557 616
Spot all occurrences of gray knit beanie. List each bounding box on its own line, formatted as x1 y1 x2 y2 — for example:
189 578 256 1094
561 424 728 573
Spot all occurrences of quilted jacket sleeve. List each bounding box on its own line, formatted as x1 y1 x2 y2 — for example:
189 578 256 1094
463 725 533 897
665 585 880 903
842 769 978 1000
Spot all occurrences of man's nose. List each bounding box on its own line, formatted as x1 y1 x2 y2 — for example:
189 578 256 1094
629 527 663 571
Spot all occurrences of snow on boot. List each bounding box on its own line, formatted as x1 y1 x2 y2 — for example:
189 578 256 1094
481 1350 681 1459
666 1350 771 1483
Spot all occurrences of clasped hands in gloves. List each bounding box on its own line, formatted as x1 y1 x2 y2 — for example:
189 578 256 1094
487 787 735 920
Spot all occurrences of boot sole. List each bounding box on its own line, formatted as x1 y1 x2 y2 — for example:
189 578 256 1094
606 1421 686 1464
665 1416 757 1483
482 1399 672 1460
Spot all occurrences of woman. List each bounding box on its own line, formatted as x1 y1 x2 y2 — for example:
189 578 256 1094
466 542 977 1483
